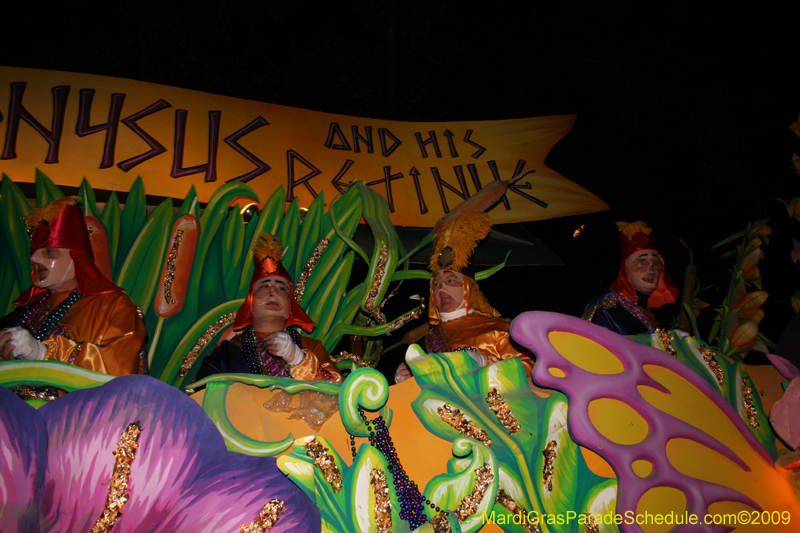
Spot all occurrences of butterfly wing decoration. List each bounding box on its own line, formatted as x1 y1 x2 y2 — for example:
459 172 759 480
511 311 800 533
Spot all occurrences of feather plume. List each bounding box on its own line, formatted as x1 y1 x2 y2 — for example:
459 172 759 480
616 220 652 240
429 212 492 272
252 233 285 262
25 196 80 226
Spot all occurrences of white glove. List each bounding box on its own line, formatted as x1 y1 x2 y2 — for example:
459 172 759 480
4 327 46 361
264 332 305 366
394 363 413 384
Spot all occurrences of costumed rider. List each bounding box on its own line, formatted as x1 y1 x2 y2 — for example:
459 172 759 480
0 197 147 375
582 220 679 335
196 233 342 383
395 212 535 383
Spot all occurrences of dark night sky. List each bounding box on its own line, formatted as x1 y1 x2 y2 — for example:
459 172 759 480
5 3 800 366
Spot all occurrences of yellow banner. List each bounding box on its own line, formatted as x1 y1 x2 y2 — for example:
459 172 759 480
0 66 607 226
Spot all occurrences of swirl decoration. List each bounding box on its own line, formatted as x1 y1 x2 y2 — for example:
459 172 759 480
338 368 392 437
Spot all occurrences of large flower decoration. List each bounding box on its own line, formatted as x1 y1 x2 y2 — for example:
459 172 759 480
0 375 320 533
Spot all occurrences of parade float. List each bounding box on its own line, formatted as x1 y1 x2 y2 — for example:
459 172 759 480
1 68 798 532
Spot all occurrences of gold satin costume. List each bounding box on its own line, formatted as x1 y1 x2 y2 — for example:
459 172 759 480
42 291 146 376
432 314 535 376
289 336 343 383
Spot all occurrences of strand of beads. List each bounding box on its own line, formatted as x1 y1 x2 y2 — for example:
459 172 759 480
242 326 305 375
7 293 49 328
357 408 441 530
33 289 81 341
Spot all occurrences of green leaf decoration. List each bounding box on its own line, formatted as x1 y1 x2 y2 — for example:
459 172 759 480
0 174 33 299
77 177 99 218
0 360 113 395
294 191 325 278
153 182 258 375
475 251 510 281
406 344 611 533
278 197 301 279
304 251 355 337
424 438 497 532
221 208 246 302
100 192 121 274
157 298 243 386
175 185 199 218
116 176 147 276
580 480 620 533
115 198 173 318
34 169 64 207
339 368 392 437
199 381 294 455
302 186 362 308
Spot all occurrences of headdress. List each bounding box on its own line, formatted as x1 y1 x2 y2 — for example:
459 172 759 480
233 233 315 332
14 197 120 306
611 220 678 308
428 212 500 324
429 212 493 277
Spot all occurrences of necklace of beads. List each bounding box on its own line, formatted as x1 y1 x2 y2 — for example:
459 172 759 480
241 325 303 376
350 408 440 530
9 289 81 340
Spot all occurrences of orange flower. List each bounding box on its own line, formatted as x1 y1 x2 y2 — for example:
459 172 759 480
730 320 759 348
739 308 765 324
740 246 762 273
787 197 800 218
734 291 769 310
791 295 800 314
752 221 772 236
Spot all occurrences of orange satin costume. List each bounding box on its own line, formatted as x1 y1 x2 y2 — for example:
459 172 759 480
428 314 535 376
40 291 146 375
292 336 343 382
8 198 146 377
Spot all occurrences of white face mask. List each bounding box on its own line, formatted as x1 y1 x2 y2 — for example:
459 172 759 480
31 248 75 290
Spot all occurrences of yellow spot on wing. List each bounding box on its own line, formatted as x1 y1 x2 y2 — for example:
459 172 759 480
548 331 624 375
588 398 648 445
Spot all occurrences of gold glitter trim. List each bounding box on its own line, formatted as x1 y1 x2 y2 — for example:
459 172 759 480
495 489 540 533
430 511 451 533
363 243 388 324
305 438 343 492
179 312 237 377
385 303 426 332
239 499 286 533
486 388 520 435
370 469 392 533
294 238 330 302
742 376 760 428
13 385 58 402
584 514 599 533
89 421 142 533
329 350 375 368
655 328 676 356
437 403 492 446
163 229 184 306
699 345 725 385
455 464 493 520
542 440 557 492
